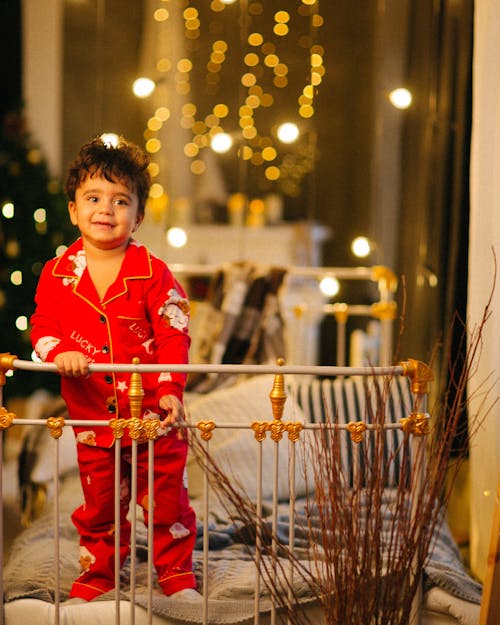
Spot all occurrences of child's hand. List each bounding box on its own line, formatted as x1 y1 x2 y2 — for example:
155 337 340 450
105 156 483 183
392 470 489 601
54 351 90 377
159 394 184 427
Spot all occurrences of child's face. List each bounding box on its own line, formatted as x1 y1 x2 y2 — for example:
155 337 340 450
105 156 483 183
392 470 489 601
68 173 143 252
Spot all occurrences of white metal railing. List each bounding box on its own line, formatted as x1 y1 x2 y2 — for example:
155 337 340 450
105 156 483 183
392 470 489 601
0 357 431 625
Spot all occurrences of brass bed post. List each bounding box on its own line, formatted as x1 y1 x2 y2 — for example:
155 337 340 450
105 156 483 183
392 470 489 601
401 359 434 625
0 354 18 625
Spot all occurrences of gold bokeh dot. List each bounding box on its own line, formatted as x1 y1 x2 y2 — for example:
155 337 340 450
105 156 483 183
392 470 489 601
146 138 161 153
248 85 263 96
241 73 257 87
274 63 288 76
186 18 200 30
311 53 323 67
264 54 279 67
244 53 260 67
246 94 261 108
177 58 193 72
299 104 314 118
148 162 160 177
154 8 169 21
248 32 264 46
157 58 172 72
149 183 164 198
239 117 254 128
274 76 288 88
249 2 263 15
251 152 264 166
274 10 290 23
211 51 226 63
213 40 228 52
147 117 163 132
192 121 206 134
265 166 280 181
191 159 206 175
183 7 198 20
311 44 325 55
155 107 170 121
242 126 257 139
239 145 253 160
311 71 323 86
213 103 229 118
261 42 276 55
193 134 208 148
261 93 274 106
262 147 277 161
312 14 324 27
207 61 222 73
184 143 199 157
182 102 197 116
273 23 289 36
205 114 219 127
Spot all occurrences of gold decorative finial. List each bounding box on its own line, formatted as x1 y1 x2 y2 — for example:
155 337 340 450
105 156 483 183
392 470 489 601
128 357 145 420
0 353 17 386
400 359 434 395
269 357 287 422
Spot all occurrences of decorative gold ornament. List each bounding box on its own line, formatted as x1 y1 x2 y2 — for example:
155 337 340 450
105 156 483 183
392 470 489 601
110 418 128 440
197 420 216 441
286 422 303 442
347 421 367 443
47 416 65 439
269 357 286 421
128 357 145 420
0 406 15 429
400 412 431 437
128 417 147 443
251 421 268 442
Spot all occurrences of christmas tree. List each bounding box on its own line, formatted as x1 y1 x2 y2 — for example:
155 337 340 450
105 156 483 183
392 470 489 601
0 110 74 398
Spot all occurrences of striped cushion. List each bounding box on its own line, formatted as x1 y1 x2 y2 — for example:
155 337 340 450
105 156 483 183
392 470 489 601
291 375 415 488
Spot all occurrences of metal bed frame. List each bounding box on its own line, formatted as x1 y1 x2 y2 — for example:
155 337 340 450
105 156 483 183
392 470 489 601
0 355 432 625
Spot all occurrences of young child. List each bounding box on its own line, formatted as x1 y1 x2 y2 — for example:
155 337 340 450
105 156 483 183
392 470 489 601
30 136 199 601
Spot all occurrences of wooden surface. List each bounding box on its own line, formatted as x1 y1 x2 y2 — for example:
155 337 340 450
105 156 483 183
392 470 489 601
478 472 500 625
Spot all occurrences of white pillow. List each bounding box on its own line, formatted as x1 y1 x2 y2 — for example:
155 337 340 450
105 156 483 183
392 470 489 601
185 375 307 502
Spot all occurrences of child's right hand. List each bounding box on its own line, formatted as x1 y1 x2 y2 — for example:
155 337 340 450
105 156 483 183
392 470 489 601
54 351 90 377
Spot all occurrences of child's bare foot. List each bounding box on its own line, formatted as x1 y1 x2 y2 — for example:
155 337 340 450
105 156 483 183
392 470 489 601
170 588 202 601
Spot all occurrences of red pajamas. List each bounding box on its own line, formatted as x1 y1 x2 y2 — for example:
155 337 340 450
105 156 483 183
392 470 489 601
30 238 196 600
70 432 197 600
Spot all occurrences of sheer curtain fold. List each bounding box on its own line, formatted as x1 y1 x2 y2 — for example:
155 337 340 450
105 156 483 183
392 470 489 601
468 0 500 582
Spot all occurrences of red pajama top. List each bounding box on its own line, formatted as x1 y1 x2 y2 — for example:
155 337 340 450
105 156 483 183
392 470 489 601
30 238 191 447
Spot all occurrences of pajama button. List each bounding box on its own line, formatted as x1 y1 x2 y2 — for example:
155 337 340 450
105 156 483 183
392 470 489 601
107 404 116 413
99 315 106 323
105 375 112 384
102 345 110 353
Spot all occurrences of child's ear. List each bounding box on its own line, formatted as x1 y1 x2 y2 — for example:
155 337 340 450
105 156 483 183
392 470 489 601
68 201 78 226
133 213 144 232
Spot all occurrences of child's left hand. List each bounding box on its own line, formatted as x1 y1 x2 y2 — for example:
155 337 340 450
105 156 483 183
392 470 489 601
158 394 185 427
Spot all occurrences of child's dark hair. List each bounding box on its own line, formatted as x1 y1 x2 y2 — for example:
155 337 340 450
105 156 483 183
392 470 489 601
64 136 151 216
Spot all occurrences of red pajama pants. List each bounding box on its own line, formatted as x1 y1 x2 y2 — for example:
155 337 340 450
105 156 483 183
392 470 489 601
69 431 197 601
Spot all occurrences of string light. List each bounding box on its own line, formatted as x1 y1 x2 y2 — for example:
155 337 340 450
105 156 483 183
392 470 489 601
389 88 412 109
138 0 325 214
2 202 14 218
